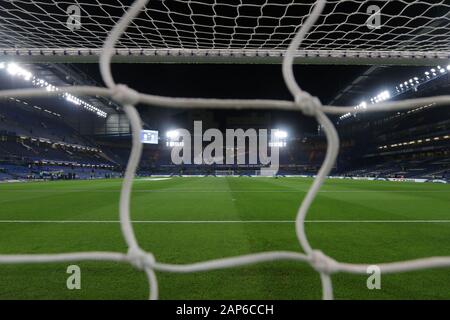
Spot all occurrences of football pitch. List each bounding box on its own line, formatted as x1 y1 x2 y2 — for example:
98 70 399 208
0 177 449 299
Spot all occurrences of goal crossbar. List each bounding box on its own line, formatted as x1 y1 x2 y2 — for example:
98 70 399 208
2 48 450 65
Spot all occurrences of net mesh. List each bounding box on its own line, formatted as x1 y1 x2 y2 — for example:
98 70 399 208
0 0 450 63
0 0 450 300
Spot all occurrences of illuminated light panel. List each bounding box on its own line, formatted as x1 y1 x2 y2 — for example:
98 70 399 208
378 134 449 150
0 62 107 118
166 130 180 139
273 130 288 139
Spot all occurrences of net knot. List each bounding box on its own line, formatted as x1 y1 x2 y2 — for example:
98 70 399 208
127 247 155 271
295 92 322 116
309 250 339 274
111 84 140 106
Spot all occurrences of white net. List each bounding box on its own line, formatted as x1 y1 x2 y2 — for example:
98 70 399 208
1 0 450 300
0 0 450 64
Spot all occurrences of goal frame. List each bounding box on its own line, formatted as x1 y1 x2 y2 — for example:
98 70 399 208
2 48 450 65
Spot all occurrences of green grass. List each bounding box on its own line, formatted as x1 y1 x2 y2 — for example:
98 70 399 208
0 177 449 299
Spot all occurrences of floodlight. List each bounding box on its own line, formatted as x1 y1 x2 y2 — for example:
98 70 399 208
7 63 19 76
274 130 288 139
166 130 179 139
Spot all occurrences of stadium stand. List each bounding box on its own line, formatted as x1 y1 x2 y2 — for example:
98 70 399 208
0 60 449 183
0 99 118 181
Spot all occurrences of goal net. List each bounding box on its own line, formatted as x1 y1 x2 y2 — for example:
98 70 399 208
1 0 449 64
0 0 450 301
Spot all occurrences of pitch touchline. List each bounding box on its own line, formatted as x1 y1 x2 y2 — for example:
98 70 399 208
1 220 450 223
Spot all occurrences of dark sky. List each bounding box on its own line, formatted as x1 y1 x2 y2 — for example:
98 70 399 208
77 63 369 102
74 63 369 133
73 62 433 134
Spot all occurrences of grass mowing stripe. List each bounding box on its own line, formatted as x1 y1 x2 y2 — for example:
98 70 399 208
0 177 449 299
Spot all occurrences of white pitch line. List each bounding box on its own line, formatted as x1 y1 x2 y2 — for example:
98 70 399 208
0 189 448 193
0 220 450 224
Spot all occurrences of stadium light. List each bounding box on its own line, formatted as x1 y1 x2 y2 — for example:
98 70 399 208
273 130 288 139
166 141 184 147
354 101 367 110
389 65 450 105
6 63 32 81
378 134 449 150
269 141 287 147
0 62 107 118
339 112 352 120
166 130 180 139
269 129 288 147
63 92 106 118
7 63 19 76
343 90 390 123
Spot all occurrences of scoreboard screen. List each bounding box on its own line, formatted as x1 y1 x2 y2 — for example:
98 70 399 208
140 130 159 144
